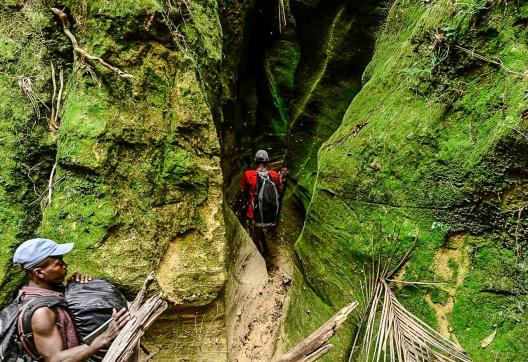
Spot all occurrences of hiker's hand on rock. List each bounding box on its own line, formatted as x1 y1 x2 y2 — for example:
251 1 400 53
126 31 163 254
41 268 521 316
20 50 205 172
92 308 130 348
278 167 289 178
69 272 93 284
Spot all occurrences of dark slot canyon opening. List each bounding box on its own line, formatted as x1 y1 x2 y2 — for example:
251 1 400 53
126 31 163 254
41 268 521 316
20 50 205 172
219 0 386 248
218 0 386 359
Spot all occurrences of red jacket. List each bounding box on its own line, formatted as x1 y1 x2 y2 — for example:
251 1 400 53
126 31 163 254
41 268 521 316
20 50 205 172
241 169 281 220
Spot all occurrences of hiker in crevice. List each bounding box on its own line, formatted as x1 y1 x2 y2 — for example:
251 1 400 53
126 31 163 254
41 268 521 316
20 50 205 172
6 238 129 362
240 150 288 256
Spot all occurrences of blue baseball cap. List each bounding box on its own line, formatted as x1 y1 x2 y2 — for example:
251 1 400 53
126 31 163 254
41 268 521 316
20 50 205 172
13 238 74 269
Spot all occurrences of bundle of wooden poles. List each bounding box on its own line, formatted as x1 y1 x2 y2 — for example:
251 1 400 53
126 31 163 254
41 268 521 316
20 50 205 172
103 274 167 362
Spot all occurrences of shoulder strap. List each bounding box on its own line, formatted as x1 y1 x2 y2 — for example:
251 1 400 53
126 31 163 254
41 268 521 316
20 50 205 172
18 296 67 361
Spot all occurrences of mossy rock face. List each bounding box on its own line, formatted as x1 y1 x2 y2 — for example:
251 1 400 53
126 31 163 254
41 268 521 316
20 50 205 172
284 0 528 361
285 0 385 207
0 0 227 360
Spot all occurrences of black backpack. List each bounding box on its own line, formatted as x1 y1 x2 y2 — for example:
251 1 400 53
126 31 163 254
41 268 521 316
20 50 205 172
1 295 66 362
253 170 280 227
65 279 127 362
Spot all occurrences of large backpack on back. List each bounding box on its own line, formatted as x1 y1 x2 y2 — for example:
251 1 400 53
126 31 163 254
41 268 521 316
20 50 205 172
1 295 66 362
65 279 127 362
253 170 280 227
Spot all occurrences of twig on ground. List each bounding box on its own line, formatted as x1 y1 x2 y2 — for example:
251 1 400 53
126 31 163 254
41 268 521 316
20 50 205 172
51 8 133 78
453 44 526 78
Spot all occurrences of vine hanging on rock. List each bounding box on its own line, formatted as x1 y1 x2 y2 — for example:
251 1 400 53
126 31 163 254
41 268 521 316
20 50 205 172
51 7 133 79
49 61 63 135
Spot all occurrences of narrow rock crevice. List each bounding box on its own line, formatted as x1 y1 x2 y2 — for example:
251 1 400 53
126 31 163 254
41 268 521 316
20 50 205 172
218 0 387 359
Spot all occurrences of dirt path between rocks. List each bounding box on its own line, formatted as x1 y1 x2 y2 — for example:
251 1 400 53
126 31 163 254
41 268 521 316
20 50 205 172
226 195 304 362
228 231 294 361
226 201 302 362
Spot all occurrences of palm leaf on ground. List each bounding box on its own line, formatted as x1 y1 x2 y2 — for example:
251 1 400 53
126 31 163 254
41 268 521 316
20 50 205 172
348 241 472 362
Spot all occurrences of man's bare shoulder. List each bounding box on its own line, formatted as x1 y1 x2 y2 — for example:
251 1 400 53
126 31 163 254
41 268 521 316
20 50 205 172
31 306 57 333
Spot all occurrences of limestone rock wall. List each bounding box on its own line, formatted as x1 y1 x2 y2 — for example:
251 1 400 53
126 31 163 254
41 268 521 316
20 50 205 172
285 1 528 361
0 0 227 360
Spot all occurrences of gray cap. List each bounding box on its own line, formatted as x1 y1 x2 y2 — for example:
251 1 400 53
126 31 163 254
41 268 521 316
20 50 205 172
13 238 74 269
255 150 269 162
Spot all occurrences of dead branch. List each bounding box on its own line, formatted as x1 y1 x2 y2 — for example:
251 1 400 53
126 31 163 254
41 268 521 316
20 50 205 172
303 344 333 362
129 272 156 314
46 161 57 207
49 62 63 134
103 273 167 362
277 0 287 33
276 302 358 362
50 62 57 126
51 8 133 79
56 67 64 126
452 44 526 78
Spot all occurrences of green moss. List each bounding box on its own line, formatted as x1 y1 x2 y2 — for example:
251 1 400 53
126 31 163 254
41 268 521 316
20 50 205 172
0 2 226 358
75 0 162 17
283 269 354 361
286 1 383 207
451 245 528 360
0 35 17 62
263 39 300 137
57 80 110 170
0 2 59 304
39 173 114 278
181 0 223 62
287 0 528 359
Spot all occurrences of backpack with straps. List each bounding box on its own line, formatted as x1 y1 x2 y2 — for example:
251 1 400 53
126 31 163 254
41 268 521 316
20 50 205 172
65 279 127 362
1 295 66 362
253 170 280 227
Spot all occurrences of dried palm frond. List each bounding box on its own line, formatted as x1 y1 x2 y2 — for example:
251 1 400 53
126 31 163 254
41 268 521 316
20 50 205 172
349 241 472 362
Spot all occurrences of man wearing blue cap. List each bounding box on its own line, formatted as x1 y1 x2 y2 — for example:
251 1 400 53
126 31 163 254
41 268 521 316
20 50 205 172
12 238 129 362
